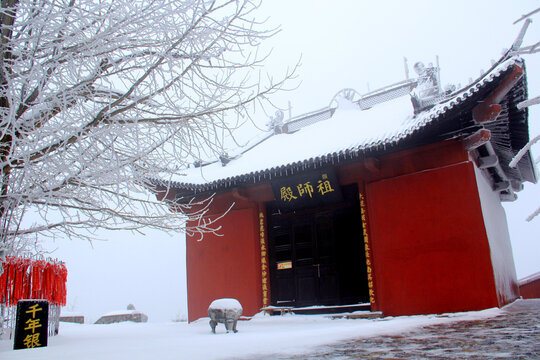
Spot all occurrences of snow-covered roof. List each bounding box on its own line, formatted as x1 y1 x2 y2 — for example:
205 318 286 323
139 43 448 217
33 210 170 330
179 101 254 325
168 56 533 195
518 271 540 286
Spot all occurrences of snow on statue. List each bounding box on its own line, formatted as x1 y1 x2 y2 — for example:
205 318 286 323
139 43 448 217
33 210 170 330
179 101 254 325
0 0 295 257
208 298 243 334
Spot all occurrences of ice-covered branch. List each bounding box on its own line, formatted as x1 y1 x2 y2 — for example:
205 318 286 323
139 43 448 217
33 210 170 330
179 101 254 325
0 0 295 254
514 8 540 24
509 135 540 168
517 95 540 110
526 206 540 222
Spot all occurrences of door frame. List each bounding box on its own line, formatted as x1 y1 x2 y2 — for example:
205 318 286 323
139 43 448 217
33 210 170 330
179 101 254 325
267 183 369 308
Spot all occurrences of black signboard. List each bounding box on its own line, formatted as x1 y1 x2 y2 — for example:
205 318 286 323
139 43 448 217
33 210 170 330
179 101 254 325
14 300 49 350
271 168 343 211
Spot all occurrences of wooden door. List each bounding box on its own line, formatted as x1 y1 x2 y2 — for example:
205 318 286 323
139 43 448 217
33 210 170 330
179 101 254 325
268 184 369 308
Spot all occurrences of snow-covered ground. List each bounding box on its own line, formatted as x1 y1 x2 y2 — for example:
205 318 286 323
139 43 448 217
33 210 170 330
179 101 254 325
0 307 502 360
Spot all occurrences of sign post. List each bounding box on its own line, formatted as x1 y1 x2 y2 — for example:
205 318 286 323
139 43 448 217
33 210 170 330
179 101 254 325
13 300 49 350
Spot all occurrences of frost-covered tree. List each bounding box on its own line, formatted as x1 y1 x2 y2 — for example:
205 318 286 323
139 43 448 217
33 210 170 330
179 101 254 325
0 0 294 255
509 7 540 220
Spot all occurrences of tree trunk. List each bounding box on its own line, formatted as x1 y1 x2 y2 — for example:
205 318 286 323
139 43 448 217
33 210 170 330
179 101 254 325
0 0 18 245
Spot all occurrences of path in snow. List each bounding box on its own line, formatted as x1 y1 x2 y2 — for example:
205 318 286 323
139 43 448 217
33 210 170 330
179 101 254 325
246 299 540 359
1 300 538 359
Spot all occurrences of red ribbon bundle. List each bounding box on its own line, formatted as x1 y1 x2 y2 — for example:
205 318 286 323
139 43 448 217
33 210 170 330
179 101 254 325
0 257 67 306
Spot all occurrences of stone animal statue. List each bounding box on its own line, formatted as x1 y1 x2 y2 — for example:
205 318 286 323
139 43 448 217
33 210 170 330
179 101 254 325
208 298 242 334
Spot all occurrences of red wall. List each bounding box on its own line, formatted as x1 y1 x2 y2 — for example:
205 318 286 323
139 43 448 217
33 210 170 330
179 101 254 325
366 161 499 316
520 273 540 299
183 140 516 319
186 196 262 321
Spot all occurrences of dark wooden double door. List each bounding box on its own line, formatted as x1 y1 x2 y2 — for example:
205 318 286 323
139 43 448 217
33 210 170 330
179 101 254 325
267 184 369 308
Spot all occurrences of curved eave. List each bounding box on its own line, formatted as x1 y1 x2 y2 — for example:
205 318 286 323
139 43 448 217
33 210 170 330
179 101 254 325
168 57 533 197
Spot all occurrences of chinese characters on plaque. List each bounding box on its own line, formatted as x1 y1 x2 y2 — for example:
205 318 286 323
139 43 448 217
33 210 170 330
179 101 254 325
13 300 49 350
271 169 343 211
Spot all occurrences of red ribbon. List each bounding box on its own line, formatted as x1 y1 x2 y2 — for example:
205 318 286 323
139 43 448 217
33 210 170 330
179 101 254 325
0 257 68 306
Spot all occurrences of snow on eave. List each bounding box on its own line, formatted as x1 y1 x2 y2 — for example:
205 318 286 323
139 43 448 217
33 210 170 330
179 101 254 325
168 57 524 194
415 56 523 125
518 271 540 286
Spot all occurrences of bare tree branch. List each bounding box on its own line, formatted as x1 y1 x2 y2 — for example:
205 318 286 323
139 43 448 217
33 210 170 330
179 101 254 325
0 0 295 255
517 95 540 110
514 7 540 24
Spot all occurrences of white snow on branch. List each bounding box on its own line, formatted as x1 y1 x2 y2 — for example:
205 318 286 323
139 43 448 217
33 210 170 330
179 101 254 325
0 0 295 254
517 95 540 110
509 135 540 168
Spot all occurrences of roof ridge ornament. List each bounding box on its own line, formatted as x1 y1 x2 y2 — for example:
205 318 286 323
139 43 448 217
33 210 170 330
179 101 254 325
266 110 285 134
409 61 444 113
330 88 362 109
